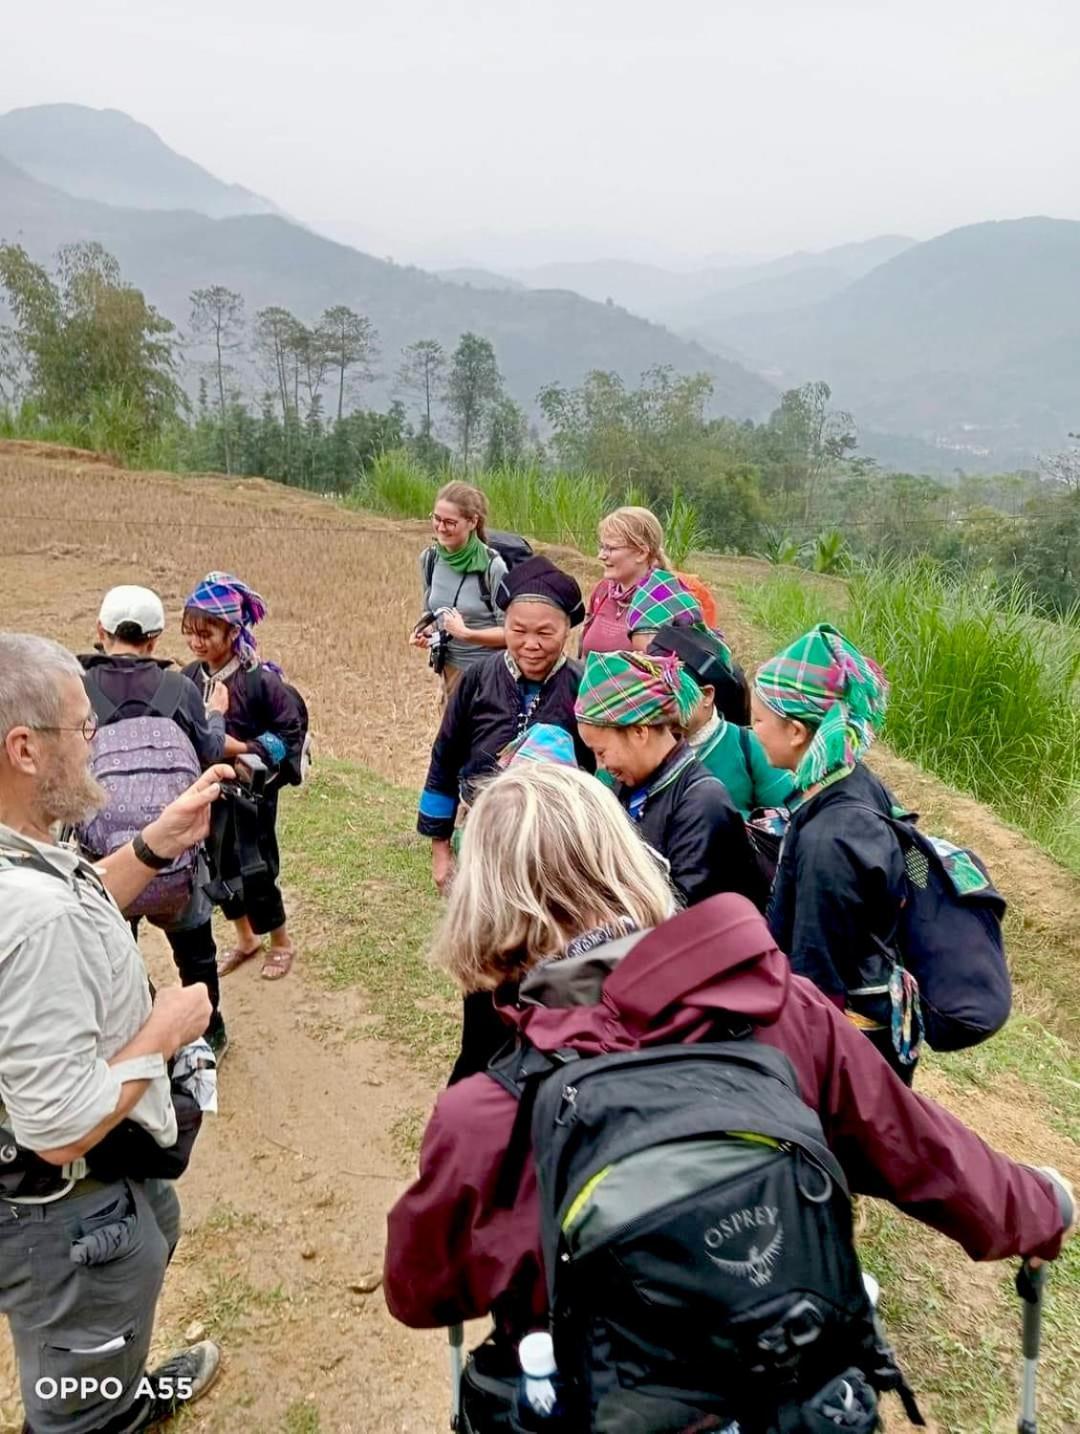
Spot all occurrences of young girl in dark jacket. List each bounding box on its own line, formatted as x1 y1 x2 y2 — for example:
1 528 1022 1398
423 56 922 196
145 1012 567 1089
575 649 767 911
751 623 916 1080
181 571 304 981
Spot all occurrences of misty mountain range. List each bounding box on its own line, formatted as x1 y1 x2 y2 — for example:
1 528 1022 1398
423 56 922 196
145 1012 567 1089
505 235 916 328
1 103 1078 470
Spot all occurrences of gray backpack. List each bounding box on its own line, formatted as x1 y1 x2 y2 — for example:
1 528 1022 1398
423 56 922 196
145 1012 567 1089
78 672 201 921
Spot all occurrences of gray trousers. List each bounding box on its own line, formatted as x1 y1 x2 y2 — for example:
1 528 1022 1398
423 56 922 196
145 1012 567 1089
0 1177 180 1434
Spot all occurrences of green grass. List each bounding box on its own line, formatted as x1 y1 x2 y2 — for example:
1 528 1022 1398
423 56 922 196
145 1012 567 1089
738 561 1080 873
281 1399 322 1434
194 1271 290 1343
0 394 171 465
932 1014 1080 1145
277 759 456 1078
860 1204 1080 1433
347 449 611 552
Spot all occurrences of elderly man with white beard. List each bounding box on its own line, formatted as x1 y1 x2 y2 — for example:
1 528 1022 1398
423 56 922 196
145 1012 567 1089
0 633 231 1434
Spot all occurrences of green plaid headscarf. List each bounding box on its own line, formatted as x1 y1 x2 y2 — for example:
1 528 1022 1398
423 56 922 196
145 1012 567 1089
754 623 889 789
575 650 702 728
626 569 703 636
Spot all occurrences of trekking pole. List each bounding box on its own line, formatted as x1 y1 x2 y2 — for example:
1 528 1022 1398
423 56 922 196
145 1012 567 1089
1016 1261 1047 1434
448 1322 465 1430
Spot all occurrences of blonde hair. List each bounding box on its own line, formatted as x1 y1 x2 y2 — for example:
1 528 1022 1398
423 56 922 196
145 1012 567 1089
598 506 670 569
433 763 673 992
436 481 489 541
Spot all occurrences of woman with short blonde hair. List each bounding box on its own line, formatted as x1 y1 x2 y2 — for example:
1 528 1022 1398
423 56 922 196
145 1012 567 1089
583 505 694 655
434 762 673 994
599 506 671 569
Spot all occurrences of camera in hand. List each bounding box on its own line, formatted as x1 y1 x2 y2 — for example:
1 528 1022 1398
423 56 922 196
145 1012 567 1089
415 608 451 675
220 751 268 800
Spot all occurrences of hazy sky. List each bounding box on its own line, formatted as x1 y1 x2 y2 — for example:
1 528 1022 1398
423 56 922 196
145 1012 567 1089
5 0 1080 268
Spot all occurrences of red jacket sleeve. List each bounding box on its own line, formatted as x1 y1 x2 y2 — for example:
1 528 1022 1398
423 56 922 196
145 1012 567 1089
768 979 1067 1262
383 1078 545 1329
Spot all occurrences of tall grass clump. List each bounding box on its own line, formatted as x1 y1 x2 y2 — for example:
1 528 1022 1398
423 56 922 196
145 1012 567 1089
345 453 714 567
0 400 97 450
347 449 438 520
346 451 611 552
849 563 1080 864
1 392 172 466
740 561 1080 870
663 488 708 569
739 569 846 641
480 464 610 551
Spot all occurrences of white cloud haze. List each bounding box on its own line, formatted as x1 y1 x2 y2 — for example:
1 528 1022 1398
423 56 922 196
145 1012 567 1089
4 0 1079 267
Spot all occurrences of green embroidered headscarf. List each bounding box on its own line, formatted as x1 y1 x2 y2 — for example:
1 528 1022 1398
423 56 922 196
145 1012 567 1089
575 650 702 728
754 623 889 790
625 569 704 636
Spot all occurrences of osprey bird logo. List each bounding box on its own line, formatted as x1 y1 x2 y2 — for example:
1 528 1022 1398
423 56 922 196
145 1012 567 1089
704 1205 785 1287
706 1224 784 1287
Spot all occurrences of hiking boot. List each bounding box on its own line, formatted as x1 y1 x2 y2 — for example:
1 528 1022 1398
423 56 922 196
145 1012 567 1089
205 1015 229 1066
130 1339 221 1429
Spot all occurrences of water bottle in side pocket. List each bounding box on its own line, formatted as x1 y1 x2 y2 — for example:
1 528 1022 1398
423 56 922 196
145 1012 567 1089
515 1332 565 1429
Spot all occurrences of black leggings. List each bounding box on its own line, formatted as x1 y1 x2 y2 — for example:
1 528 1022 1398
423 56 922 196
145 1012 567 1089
219 789 287 934
167 922 220 1019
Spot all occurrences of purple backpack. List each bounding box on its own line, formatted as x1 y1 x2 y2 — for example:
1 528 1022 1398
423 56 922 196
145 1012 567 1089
78 673 201 921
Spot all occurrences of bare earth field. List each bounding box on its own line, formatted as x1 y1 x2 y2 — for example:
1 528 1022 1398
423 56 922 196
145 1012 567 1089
0 443 1077 1433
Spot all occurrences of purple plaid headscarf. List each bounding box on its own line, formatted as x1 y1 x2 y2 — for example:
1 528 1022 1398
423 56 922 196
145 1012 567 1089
184 571 268 666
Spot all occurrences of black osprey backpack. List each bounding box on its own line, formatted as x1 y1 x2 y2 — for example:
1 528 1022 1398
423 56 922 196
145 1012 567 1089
491 1038 922 1433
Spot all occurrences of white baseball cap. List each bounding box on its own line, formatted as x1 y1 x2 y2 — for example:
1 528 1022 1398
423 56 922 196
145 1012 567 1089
98 585 166 637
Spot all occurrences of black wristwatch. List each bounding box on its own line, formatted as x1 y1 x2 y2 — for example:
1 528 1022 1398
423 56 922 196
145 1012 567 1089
132 832 172 870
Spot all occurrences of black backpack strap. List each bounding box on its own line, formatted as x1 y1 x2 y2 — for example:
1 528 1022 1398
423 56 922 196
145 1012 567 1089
844 801 918 833
489 1042 579 1209
245 663 282 735
476 547 501 615
83 668 121 725
84 666 185 725
245 663 267 721
425 544 499 616
422 544 437 594
147 669 186 722
234 790 269 879
204 786 268 903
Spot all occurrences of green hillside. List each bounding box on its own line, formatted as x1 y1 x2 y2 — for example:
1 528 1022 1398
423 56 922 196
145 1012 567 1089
0 155 775 420
710 218 1080 458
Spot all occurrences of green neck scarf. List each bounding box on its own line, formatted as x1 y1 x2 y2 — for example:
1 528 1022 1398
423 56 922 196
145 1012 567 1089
437 531 489 574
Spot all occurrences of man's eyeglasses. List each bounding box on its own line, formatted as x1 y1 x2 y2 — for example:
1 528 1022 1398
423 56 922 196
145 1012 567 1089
35 715 99 742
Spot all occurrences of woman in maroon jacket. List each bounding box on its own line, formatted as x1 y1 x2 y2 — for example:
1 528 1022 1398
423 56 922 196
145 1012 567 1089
384 765 1073 1350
